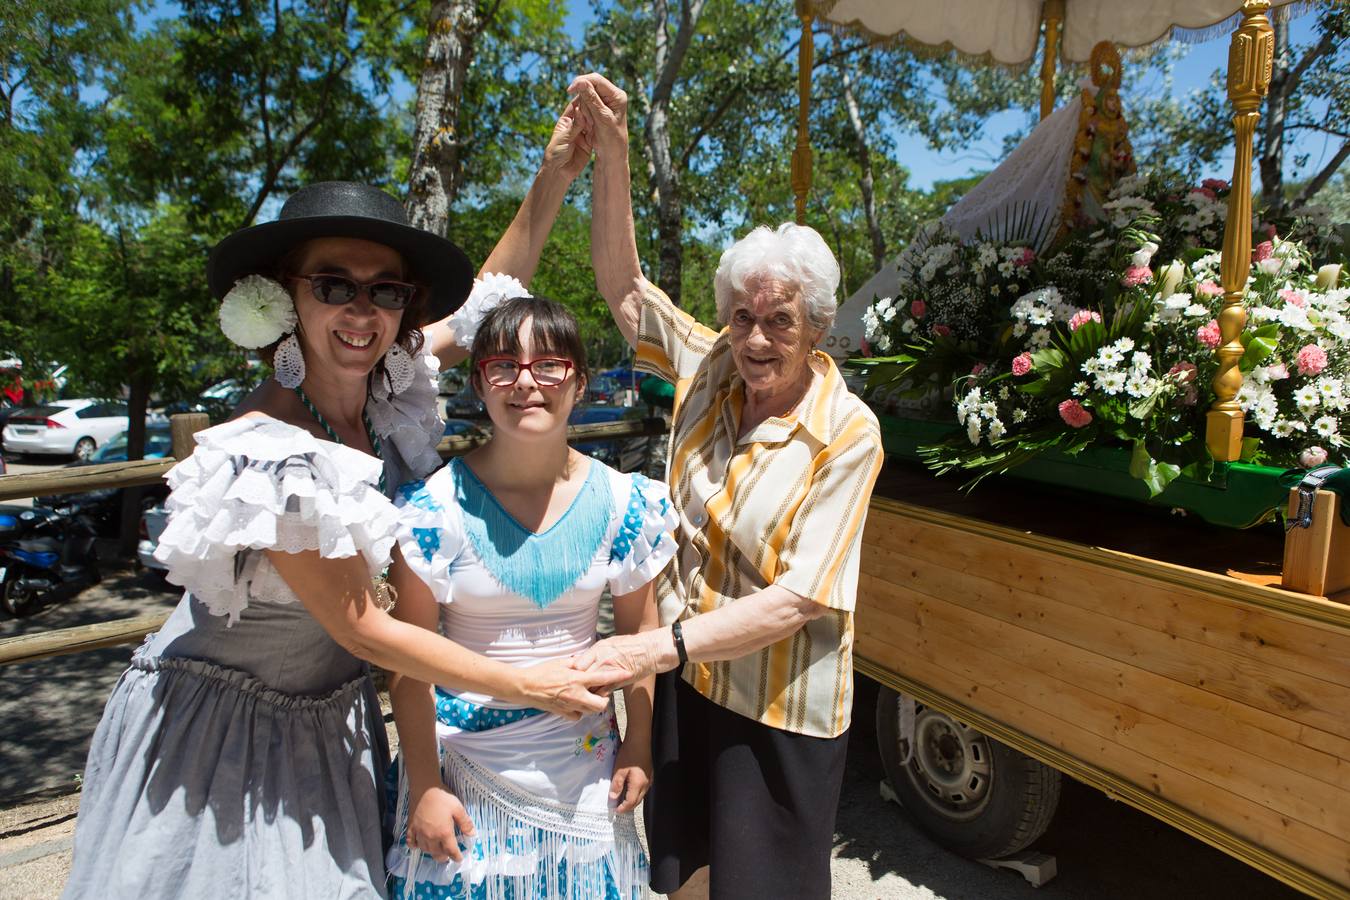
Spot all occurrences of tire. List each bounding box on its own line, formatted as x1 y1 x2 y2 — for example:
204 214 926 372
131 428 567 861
73 437 96 461
876 685 1061 860
1 576 38 618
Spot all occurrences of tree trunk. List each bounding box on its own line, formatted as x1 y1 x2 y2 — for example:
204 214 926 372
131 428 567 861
1259 7 1291 214
646 101 684 305
405 0 481 236
117 372 151 557
644 0 707 307
841 67 886 271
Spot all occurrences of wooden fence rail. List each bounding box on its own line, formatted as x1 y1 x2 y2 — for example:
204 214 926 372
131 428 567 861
0 416 669 667
0 418 668 502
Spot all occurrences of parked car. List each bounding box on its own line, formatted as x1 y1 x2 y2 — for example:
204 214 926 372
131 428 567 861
1 399 130 460
443 418 489 439
584 375 626 405
568 404 653 472
36 422 173 534
445 383 485 418
159 378 256 423
137 504 170 574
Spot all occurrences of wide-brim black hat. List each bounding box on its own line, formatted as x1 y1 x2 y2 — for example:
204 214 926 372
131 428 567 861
207 182 474 323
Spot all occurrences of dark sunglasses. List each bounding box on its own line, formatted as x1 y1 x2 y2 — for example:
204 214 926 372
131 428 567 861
477 357 574 387
289 273 418 311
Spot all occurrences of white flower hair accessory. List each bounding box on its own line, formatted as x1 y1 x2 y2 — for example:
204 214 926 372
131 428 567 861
445 272 532 349
218 275 297 349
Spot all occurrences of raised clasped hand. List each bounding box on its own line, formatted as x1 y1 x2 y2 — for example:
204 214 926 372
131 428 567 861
567 72 628 161
542 97 594 182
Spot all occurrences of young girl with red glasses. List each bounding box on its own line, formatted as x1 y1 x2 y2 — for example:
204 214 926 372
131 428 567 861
382 294 676 900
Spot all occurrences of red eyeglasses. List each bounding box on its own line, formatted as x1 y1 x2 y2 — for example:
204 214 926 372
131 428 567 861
477 357 573 387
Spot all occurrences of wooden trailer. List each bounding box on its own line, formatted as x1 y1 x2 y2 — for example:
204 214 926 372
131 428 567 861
788 1 1350 896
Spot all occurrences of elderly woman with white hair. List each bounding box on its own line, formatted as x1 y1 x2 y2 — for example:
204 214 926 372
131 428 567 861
569 73 883 899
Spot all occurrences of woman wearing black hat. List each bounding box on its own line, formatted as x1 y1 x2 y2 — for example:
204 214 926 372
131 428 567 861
61 105 616 899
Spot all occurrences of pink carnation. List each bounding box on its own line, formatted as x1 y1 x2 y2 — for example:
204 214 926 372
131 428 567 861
1168 362 1199 405
1011 352 1033 376
1279 288 1307 308
1068 309 1103 331
1197 320 1222 349
1168 361 1198 384
1058 399 1094 429
1201 178 1229 192
1197 280 1224 298
1253 241 1273 263
910 299 926 319
1192 186 1217 200
1121 265 1153 287
1266 362 1290 381
1297 343 1328 376
932 324 952 338
1300 446 1329 468
1014 247 1036 268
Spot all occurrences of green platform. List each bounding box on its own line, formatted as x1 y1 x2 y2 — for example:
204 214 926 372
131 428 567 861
878 413 1296 530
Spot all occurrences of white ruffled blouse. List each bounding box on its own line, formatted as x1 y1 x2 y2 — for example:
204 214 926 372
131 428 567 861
395 457 678 707
153 350 445 624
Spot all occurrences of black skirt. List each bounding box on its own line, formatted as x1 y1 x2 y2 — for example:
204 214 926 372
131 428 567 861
643 670 850 898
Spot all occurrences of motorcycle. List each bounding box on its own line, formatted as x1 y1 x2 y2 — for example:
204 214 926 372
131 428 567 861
0 502 101 617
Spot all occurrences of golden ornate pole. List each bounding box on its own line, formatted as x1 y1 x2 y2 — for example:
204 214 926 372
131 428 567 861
1207 0 1274 462
792 0 814 225
1039 0 1065 120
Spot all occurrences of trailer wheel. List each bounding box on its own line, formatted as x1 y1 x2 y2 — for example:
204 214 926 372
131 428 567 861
876 685 1060 859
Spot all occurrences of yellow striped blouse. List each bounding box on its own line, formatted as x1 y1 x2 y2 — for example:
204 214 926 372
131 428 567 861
635 283 883 738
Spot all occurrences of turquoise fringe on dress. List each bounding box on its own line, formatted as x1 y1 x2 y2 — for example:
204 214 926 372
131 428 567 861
452 458 612 609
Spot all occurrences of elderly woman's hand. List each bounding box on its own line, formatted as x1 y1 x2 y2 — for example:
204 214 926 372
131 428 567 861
515 657 627 720
541 98 593 182
568 73 628 162
572 630 672 685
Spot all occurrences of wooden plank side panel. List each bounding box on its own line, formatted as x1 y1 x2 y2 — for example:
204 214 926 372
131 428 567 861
855 592 1350 889
868 511 1350 686
861 533 1350 748
859 575 1350 838
857 563 1350 794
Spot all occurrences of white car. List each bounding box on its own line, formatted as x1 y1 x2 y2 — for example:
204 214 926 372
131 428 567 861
137 504 170 573
2 399 130 460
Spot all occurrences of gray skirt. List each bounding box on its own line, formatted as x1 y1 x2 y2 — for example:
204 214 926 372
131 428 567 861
62 651 391 899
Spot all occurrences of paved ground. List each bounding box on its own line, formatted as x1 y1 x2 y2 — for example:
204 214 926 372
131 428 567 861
0 455 1306 897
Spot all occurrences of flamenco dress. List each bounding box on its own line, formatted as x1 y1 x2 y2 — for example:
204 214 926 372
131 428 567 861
385 456 677 900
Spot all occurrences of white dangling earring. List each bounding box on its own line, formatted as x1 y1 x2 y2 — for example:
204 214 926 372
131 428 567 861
381 340 416 395
274 331 306 388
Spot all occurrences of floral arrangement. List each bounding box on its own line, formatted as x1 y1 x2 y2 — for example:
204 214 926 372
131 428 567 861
860 173 1349 495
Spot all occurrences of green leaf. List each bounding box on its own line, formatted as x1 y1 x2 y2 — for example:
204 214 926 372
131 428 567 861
1239 323 1281 371
1129 441 1183 497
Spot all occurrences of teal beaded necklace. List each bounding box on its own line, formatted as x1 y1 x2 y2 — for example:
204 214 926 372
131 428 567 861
293 385 387 495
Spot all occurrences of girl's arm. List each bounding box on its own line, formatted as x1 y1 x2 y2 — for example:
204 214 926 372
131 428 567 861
422 99 594 370
266 547 623 717
607 580 658 812
387 569 475 863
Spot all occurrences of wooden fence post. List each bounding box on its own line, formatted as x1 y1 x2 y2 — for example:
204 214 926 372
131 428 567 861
170 412 211 461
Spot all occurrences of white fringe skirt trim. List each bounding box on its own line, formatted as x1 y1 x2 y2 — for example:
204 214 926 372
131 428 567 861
387 708 647 900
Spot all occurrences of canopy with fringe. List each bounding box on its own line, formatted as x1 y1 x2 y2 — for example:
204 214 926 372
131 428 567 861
806 0 1307 66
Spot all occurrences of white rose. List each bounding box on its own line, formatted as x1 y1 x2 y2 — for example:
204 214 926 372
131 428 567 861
1315 264 1342 291
1131 242 1160 269
1157 261 1186 299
